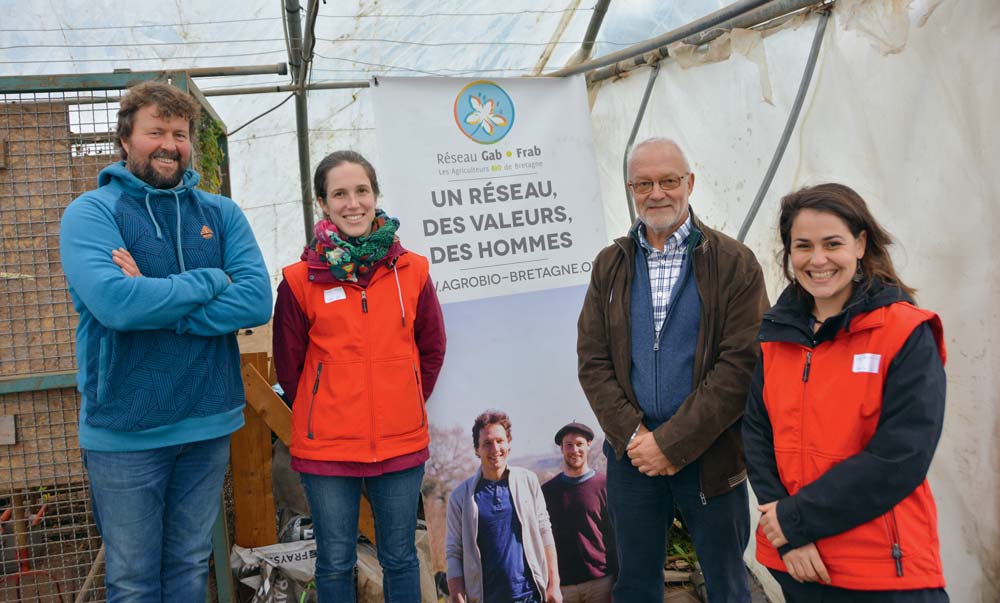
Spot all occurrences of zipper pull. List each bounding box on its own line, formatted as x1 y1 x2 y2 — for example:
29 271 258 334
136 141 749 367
892 543 903 577
802 351 812 382
361 290 368 313
312 365 323 394
307 364 323 440
699 492 707 506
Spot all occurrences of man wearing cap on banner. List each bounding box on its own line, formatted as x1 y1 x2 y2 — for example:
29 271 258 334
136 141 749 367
577 138 768 602
542 422 615 603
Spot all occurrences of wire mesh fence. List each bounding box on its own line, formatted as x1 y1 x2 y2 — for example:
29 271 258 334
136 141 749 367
0 91 122 378
0 389 104 603
1 79 237 602
1 89 123 602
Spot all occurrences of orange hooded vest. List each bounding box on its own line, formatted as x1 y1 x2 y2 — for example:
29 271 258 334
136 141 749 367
282 253 431 463
756 302 946 590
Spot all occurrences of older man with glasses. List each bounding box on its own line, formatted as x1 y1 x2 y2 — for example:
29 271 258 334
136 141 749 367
576 138 769 602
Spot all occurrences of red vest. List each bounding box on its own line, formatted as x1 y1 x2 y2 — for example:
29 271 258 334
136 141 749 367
757 302 946 590
282 254 431 462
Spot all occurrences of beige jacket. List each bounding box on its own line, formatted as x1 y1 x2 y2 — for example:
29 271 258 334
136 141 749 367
445 466 554 603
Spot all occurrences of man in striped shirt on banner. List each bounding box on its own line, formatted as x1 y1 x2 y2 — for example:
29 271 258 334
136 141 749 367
577 138 769 603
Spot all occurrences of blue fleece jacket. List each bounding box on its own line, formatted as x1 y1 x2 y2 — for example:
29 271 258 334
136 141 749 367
59 162 272 451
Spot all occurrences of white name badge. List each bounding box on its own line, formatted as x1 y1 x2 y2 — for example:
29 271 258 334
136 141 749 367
324 287 346 304
852 353 881 374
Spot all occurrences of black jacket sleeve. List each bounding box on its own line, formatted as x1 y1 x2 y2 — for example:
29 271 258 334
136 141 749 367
743 357 791 505
776 323 946 548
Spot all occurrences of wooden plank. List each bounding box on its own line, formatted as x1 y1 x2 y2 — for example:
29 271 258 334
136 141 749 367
359 494 376 544
242 364 291 447
0 371 77 395
0 415 13 445
11 492 28 550
230 353 278 547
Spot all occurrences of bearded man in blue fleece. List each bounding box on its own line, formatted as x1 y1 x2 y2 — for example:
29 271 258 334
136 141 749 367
59 81 271 603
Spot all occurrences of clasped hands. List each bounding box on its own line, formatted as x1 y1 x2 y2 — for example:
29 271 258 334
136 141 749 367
626 424 678 477
758 501 830 585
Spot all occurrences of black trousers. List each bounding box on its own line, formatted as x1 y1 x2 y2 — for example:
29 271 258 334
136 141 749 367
770 569 949 603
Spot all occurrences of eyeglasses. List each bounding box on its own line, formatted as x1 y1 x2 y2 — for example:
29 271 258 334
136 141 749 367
628 174 689 195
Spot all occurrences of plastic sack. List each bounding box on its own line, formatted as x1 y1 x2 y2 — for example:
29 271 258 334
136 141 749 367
230 540 318 603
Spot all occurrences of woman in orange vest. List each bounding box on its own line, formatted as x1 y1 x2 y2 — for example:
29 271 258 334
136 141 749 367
743 183 948 602
273 150 446 602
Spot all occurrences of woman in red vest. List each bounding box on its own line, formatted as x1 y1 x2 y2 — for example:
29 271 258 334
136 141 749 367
273 150 446 602
743 183 948 602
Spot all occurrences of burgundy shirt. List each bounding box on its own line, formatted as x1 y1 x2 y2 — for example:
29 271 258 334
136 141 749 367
541 470 616 586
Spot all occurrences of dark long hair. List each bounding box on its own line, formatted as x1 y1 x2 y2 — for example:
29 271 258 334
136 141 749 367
313 150 380 201
778 183 915 299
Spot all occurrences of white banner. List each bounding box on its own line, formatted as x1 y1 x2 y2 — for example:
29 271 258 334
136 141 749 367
372 76 605 303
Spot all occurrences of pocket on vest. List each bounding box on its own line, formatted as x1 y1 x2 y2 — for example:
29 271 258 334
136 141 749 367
310 359 368 441
372 355 425 438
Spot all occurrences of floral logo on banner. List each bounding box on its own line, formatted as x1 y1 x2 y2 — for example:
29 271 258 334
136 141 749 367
453 80 515 144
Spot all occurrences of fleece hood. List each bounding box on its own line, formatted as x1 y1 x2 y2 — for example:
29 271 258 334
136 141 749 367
98 161 202 271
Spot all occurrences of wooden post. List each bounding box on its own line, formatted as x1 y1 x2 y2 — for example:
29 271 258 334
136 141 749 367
11 491 28 561
230 352 278 547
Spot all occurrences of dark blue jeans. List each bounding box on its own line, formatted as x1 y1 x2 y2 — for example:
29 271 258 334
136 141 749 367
605 441 750 603
83 435 230 603
770 569 949 602
301 464 424 603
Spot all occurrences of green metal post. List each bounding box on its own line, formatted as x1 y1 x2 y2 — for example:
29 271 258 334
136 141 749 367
211 495 234 603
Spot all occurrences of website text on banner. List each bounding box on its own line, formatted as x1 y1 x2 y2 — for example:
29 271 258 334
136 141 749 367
372 76 606 304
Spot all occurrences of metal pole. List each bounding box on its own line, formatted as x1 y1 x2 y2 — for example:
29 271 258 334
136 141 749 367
621 63 661 224
587 0 827 84
560 0 612 70
579 0 612 62
737 10 830 242
196 2 824 96
186 63 288 78
546 0 772 77
202 79 369 97
298 0 321 90
285 0 315 242
0 65 285 93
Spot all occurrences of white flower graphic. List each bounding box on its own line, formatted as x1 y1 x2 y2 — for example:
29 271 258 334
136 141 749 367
464 95 508 136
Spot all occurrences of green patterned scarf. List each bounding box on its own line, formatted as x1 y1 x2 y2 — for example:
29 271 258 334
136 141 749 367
312 210 400 282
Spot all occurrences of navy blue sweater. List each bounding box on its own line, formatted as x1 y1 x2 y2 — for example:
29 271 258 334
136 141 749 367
628 229 702 429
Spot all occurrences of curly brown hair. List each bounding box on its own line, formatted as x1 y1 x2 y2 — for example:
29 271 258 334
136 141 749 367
115 81 200 160
471 409 512 449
